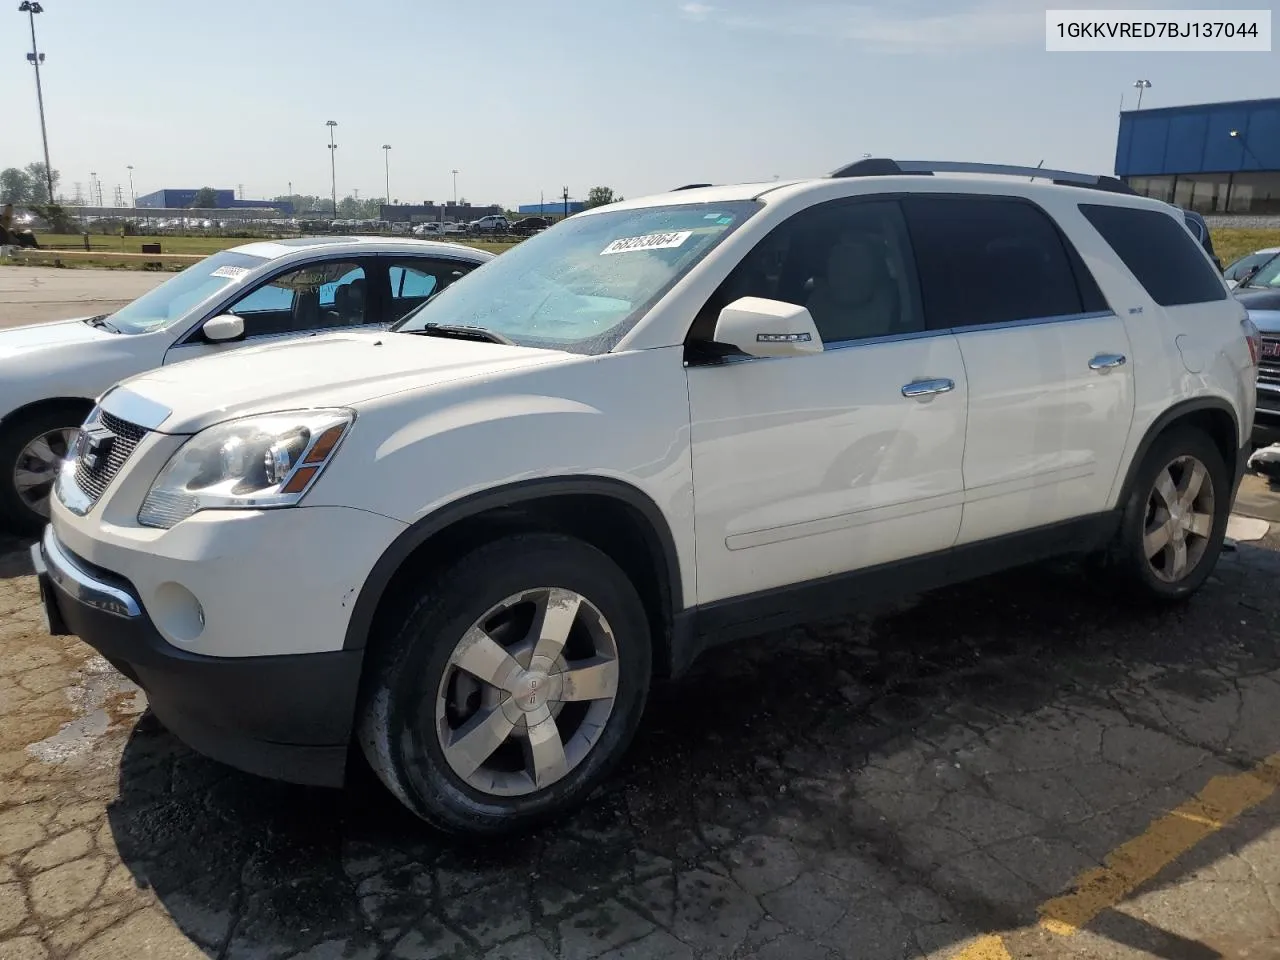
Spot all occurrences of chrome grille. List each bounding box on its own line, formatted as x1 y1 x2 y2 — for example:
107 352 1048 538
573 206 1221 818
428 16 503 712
1259 337 1280 386
71 411 149 506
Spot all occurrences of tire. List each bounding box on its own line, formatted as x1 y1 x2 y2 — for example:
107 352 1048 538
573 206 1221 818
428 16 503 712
0 404 88 537
357 533 652 836
1101 426 1231 602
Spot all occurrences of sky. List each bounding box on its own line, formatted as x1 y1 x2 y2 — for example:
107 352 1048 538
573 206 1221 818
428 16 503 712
2 0 1276 209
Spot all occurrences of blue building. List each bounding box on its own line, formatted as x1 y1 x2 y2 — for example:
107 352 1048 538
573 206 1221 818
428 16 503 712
518 201 586 216
135 188 292 214
1115 97 1280 214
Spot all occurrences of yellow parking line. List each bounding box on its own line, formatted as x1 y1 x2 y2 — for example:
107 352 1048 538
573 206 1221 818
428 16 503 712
953 933 1012 960
952 753 1280 957
1037 753 1280 936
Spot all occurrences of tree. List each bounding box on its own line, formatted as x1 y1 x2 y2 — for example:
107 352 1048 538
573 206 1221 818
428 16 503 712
0 168 31 205
190 187 220 209
24 162 59 203
586 186 619 209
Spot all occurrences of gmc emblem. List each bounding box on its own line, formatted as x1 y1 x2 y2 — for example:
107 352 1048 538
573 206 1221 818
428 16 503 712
79 426 115 470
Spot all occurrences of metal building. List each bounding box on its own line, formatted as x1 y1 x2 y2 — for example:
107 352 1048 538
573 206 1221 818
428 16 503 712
1115 97 1280 214
135 189 291 214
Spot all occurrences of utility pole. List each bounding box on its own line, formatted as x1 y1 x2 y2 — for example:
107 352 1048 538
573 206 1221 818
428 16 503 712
326 120 338 218
19 2 55 203
382 144 391 203
562 186 570 220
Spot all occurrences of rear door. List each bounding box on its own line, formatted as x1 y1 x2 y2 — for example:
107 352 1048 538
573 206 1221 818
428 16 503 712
900 194 1135 544
379 256 482 325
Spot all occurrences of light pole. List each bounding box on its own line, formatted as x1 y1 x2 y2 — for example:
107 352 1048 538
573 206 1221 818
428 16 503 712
325 120 338 218
89 172 97 208
19 1 54 203
126 165 135 207
382 144 391 204
452 169 458 208
1133 79 1151 110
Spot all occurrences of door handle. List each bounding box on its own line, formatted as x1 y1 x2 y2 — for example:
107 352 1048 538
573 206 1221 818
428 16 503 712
901 378 955 399
1089 353 1127 372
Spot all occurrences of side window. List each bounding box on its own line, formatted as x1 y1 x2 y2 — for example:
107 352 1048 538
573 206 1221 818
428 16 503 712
900 196 1085 330
226 261 367 336
385 259 475 323
693 199 923 345
1079 204 1229 306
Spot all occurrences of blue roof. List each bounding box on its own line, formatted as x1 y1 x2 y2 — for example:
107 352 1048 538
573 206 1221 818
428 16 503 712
1116 97 1280 177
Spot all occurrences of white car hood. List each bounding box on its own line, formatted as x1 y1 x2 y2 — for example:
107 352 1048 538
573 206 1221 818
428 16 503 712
110 330 570 433
0 316 115 357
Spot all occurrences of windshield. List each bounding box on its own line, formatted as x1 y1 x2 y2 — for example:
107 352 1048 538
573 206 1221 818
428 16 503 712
108 250 267 334
1242 253 1280 289
392 201 761 353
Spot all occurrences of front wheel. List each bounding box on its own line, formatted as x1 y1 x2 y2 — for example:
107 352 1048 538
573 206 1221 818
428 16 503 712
1103 427 1231 601
0 406 87 536
357 533 652 836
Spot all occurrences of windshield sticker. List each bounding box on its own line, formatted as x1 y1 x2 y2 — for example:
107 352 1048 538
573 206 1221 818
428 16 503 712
600 231 693 256
210 265 251 281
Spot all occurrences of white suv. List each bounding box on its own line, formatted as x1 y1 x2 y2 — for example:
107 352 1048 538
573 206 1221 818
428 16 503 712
34 159 1258 836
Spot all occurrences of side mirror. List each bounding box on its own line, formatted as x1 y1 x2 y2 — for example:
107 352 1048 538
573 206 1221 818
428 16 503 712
712 297 824 359
201 314 245 343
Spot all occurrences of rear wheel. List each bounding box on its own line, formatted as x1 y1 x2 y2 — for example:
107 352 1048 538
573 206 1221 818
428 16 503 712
1103 427 1230 601
357 533 652 836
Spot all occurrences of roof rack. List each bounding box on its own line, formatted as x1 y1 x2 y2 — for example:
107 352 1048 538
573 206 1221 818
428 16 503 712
671 183 714 191
828 158 1136 195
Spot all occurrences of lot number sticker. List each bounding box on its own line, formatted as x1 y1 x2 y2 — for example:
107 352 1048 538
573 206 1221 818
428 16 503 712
600 231 692 255
211 265 252 281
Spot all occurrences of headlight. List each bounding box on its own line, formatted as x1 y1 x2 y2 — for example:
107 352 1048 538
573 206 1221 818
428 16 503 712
138 409 353 529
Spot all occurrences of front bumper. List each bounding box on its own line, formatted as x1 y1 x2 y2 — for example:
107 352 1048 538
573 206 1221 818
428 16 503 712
32 525 363 787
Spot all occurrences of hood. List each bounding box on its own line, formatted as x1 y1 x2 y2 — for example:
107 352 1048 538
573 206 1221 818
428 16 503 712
1235 287 1280 312
0 316 115 358
110 330 570 433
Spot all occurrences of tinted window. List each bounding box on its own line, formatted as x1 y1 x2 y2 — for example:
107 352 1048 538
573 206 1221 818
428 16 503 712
693 199 923 344
1079 203 1228 306
901 196 1085 330
386 258 476 323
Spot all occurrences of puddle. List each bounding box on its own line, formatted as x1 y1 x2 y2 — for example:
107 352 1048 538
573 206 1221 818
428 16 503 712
27 654 145 765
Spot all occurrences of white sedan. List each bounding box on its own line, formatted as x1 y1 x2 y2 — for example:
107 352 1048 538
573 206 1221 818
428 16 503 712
0 236 493 533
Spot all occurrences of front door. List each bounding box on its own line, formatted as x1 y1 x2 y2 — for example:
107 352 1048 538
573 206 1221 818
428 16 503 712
163 258 377 365
898 194 1136 544
685 197 969 605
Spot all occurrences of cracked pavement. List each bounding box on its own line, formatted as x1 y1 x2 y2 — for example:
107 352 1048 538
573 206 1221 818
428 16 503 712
3 528 1280 960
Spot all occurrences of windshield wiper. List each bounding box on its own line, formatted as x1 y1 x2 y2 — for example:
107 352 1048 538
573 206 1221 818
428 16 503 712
83 315 120 333
404 323 514 345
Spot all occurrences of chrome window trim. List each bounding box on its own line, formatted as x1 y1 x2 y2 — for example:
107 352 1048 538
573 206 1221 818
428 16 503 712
40 526 142 620
943 309 1117 336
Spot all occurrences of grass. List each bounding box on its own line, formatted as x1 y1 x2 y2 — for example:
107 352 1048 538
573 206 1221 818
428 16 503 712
1210 228 1280 266
2 233 520 270
6 228 1278 273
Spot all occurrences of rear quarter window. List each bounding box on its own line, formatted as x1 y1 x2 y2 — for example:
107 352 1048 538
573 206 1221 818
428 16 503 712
1078 203 1227 307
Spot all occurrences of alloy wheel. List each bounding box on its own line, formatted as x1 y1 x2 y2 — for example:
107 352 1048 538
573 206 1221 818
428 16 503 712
13 428 77 518
434 587 620 797
1143 454 1216 583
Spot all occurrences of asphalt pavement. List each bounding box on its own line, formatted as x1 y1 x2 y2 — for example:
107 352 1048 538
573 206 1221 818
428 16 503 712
0 266 167 328
3 524 1280 960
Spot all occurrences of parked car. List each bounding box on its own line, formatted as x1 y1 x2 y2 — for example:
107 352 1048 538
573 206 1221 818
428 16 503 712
1234 254 1280 437
468 214 509 234
1174 207 1223 271
1224 247 1280 289
34 159 1256 836
510 216 550 236
0 237 493 534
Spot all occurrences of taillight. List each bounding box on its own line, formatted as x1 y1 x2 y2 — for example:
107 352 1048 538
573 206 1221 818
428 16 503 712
1243 316 1261 366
